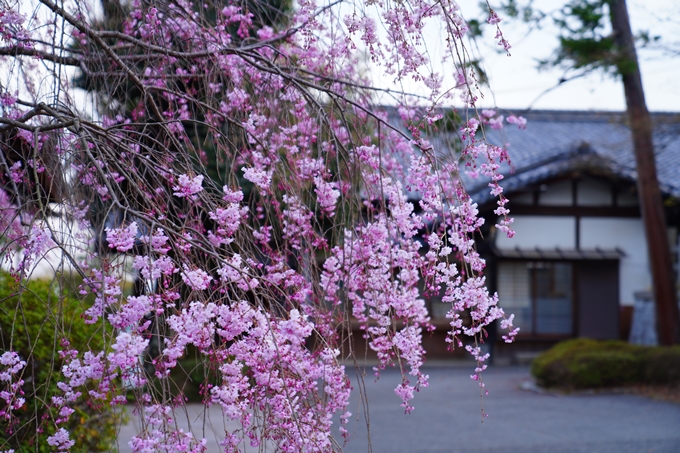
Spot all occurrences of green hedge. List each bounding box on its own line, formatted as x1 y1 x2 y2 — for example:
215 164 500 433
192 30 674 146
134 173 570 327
0 271 121 453
531 338 680 389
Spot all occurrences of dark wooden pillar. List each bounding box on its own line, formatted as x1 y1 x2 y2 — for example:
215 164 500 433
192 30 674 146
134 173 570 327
609 0 680 345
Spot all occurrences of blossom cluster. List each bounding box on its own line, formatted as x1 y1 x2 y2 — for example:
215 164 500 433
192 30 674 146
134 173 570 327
173 174 204 200
0 352 26 423
0 0 522 450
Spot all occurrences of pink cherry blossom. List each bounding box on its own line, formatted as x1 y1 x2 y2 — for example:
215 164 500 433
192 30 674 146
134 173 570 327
0 0 523 449
507 114 528 129
172 174 204 199
105 222 138 252
47 428 75 451
181 265 213 291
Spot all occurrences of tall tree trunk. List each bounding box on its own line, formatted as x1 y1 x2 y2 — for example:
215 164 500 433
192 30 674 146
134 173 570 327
609 0 680 345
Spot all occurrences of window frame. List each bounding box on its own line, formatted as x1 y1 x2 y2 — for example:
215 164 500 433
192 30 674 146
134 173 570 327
497 258 576 339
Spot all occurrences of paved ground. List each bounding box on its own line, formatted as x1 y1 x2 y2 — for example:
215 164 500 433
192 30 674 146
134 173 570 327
339 365 680 453
118 365 680 453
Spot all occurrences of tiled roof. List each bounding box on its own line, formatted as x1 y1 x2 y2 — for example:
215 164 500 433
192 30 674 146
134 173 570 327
464 110 680 205
386 108 680 205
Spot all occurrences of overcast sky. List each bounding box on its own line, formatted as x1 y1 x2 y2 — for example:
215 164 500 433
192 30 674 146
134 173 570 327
462 0 680 112
13 0 679 113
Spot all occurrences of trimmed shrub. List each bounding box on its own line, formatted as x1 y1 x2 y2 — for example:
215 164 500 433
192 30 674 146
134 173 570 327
531 338 680 389
0 271 121 453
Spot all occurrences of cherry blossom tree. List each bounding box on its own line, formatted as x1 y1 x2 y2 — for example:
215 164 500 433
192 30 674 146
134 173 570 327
0 0 523 450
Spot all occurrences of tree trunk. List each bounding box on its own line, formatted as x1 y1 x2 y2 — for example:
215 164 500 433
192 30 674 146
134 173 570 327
609 0 680 345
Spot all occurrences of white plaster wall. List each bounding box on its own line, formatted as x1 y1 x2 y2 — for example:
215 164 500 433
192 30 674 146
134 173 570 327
538 180 572 206
510 191 533 205
577 178 612 206
496 215 576 249
580 217 649 306
2 215 91 279
617 190 639 207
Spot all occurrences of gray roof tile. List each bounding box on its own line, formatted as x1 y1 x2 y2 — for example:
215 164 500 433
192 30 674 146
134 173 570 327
386 109 680 205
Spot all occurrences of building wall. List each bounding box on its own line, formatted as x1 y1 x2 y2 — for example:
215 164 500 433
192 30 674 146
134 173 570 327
496 215 576 249
577 178 612 206
580 217 649 306
538 180 572 206
493 176 678 309
496 215 654 307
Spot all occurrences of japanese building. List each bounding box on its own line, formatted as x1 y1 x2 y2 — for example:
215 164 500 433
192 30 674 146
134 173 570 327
463 110 680 359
